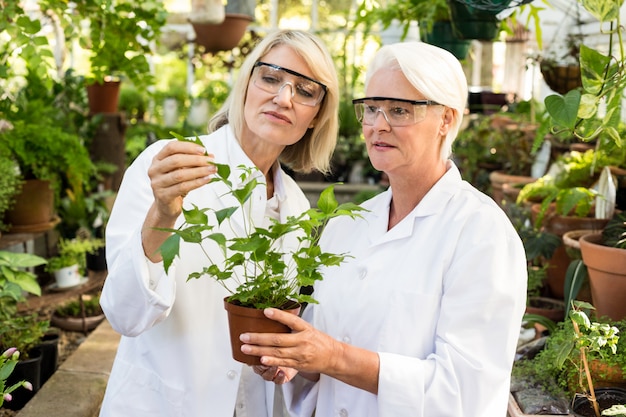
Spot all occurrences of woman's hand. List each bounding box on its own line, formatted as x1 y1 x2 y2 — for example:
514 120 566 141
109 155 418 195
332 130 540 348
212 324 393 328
142 140 216 261
241 308 380 394
148 140 215 219
251 365 299 385
240 308 340 375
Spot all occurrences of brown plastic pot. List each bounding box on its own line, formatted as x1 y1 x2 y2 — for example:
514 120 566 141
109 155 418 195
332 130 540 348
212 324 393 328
224 298 300 365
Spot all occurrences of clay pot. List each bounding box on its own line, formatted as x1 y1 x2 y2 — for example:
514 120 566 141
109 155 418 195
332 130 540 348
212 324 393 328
489 171 535 208
50 312 106 332
4 179 57 233
531 204 609 299
86 80 121 114
223 298 300 365
580 233 626 321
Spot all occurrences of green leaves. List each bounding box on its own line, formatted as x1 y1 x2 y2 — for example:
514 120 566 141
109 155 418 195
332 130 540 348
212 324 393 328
544 90 580 130
157 133 368 308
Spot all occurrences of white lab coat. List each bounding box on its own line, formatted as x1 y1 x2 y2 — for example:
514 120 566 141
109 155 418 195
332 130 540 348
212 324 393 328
283 161 527 417
99 125 310 417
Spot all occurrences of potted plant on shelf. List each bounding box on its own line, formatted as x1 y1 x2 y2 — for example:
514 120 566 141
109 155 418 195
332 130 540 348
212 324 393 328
157 134 366 365
517 149 620 300
354 0 472 60
0 347 33 409
50 293 106 333
511 303 626 417
0 250 48 410
73 0 167 113
46 237 105 290
579 211 626 322
541 0 625 152
1 120 96 233
0 144 23 234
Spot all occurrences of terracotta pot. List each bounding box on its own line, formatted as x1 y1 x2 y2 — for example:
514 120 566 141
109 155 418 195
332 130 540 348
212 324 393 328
531 204 609 299
4 179 57 233
223 298 300 365
589 360 626 390
489 171 535 208
580 233 626 321
191 14 253 54
86 80 121 114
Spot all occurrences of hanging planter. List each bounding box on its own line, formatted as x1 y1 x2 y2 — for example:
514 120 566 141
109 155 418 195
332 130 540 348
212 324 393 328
446 0 509 40
540 63 582 95
191 0 255 54
420 20 471 60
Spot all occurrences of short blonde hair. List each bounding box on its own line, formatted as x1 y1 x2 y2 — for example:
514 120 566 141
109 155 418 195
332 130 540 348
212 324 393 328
209 30 339 175
365 42 468 162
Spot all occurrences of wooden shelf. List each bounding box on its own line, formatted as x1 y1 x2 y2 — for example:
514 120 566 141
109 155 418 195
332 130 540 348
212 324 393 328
18 270 107 312
0 231 47 250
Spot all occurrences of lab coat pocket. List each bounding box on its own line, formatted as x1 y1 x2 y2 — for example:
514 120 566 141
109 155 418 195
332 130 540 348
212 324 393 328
103 361 185 417
379 290 440 357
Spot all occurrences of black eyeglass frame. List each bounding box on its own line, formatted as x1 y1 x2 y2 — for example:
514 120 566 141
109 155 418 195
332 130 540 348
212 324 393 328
351 97 441 107
253 61 328 94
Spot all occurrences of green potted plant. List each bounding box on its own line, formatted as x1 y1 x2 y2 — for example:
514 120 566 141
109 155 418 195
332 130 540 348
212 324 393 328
73 0 167 112
0 250 48 410
50 293 105 333
0 120 97 232
354 0 472 60
511 305 626 417
578 211 626 321
157 134 366 364
0 347 33 408
516 149 620 300
541 0 625 153
46 237 105 289
0 146 23 233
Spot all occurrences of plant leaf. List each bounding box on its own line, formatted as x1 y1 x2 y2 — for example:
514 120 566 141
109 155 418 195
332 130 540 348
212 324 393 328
545 90 581 129
160 233 181 273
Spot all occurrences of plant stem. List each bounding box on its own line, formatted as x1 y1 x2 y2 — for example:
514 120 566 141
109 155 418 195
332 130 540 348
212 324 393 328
572 319 601 417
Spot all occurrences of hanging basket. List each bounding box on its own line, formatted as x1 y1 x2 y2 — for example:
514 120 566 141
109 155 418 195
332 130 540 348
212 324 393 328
191 14 253 54
540 63 582 95
447 0 505 40
420 21 471 60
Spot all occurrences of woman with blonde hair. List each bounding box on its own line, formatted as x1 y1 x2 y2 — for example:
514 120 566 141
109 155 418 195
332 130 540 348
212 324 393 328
99 29 339 417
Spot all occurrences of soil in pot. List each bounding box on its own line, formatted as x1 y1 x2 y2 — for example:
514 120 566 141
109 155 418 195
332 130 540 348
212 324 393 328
526 296 566 323
572 387 626 417
224 298 300 366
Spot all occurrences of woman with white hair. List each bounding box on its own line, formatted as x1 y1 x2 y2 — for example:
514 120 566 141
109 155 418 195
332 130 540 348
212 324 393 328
99 29 339 417
242 41 527 417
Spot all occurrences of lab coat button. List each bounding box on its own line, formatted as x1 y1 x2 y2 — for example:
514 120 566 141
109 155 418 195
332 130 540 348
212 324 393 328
339 408 348 417
227 370 237 379
358 269 367 279
342 335 351 344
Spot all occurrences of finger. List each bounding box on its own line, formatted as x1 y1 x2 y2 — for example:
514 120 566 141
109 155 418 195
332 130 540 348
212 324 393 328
263 308 309 332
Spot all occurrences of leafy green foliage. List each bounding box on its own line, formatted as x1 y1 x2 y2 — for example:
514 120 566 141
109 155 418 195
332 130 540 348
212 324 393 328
517 149 618 227
602 211 626 249
158 135 367 309
46 238 105 273
543 0 625 149
54 294 103 318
